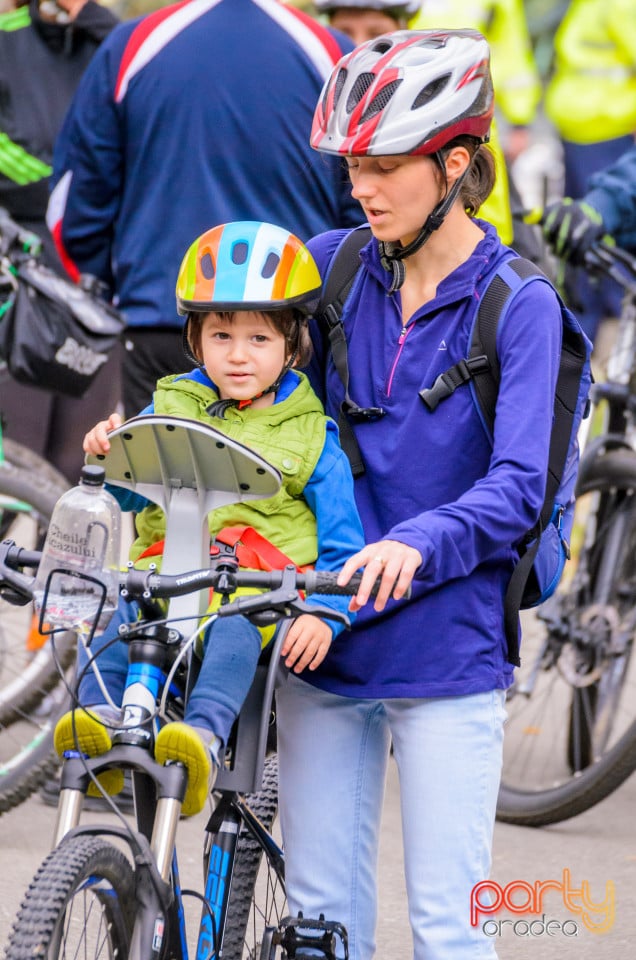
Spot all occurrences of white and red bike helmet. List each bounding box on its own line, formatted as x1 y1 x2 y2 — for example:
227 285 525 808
310 30 494 288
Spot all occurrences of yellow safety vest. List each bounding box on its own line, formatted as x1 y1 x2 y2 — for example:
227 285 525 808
410 0 541 242
545 0 636 143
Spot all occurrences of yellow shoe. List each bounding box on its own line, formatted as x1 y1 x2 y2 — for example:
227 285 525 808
54 708 124 797
154 722 215 817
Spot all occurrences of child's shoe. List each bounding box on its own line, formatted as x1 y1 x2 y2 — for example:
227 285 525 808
154 721 219 817
54 705 124 797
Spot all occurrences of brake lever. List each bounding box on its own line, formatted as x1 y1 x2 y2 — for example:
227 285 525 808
0 539 36 606
215 587 352 629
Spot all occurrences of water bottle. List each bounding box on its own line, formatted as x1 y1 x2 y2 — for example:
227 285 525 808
33 464 121 633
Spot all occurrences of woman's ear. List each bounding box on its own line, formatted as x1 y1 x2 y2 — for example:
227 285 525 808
445 145 472 183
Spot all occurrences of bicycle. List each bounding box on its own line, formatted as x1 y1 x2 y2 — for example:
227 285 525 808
0 203 124 815
0 419 74 814
497 238 636 826
2 414 359 960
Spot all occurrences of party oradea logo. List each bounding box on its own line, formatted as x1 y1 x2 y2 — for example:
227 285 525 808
471 869 615 938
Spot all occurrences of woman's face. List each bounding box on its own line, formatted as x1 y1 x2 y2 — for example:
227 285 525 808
346 154 442 246
329 10 402 46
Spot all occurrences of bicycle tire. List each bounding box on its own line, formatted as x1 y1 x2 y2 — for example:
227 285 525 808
497 450 636 826
0 447 75 814
222 754 286 960
4 834 135 960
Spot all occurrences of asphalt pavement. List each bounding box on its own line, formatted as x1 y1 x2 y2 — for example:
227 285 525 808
1 757 634 958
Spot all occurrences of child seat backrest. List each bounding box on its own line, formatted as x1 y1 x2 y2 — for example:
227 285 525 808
314 227 593 667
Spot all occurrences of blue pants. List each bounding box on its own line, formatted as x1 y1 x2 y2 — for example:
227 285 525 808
78 595 262 745
276 674 506 960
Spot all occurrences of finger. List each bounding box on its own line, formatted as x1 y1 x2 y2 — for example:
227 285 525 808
350 559 385 610
372 562 400 612
391 556 419 601
337 551 367 586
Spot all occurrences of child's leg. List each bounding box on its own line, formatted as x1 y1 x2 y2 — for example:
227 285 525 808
76 595 135 709
184 613 263 747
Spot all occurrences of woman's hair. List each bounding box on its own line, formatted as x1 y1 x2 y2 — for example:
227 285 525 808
440 136 496 216
187 309 313 368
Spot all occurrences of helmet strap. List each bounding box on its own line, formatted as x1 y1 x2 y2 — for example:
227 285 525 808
379 152 472 292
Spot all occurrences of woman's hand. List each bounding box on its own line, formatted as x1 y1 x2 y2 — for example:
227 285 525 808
83 412 123 456
337 539 422 612
280 614 333 674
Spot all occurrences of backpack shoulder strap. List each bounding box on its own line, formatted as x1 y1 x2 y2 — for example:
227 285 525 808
314 226 373 477
420 258 544 428
469 258 546 435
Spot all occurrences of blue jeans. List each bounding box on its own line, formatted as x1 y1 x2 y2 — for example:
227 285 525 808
78 595 262 745
276 675 506 960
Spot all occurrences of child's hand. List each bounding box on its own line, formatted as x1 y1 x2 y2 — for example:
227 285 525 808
83 412 123 456
280 615 333 674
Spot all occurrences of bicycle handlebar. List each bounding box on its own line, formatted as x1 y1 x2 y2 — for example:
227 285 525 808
0 539 386 627
512 206 636 294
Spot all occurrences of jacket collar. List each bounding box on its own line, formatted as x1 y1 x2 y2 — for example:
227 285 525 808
358 219 502 299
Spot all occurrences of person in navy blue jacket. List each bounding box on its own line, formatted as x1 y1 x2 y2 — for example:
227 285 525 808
275 31 563 960
46 0 364 417
543 144 636 263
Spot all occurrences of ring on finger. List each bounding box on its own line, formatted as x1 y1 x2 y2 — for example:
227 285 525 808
372 555 386 566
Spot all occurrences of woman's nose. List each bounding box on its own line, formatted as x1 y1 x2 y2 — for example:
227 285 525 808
350 172 376 200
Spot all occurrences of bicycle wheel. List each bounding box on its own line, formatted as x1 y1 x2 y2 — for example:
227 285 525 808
222 754 287 960
0 443 75 813
5 834 135 959
498 449 636 826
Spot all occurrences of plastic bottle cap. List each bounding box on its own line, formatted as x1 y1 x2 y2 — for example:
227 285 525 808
80 464 106 486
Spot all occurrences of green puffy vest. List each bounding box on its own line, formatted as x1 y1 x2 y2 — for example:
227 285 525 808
130 372 328 568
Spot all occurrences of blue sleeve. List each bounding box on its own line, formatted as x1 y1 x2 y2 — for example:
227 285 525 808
388 278 562 586
585 145 636 249
103 399 155 513
49 30 127 291
302 420 365 637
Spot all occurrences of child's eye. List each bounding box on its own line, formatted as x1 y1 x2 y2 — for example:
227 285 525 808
252 335 269 343
213 331 230 341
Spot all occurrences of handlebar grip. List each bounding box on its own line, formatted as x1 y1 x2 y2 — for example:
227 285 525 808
305 571 379 597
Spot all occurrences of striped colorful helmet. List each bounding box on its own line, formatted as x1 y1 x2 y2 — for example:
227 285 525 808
176 221 322 316
310 29 494 157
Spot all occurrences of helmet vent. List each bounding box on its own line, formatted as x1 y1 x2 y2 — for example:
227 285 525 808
262 252 280 279
360 79 402 123
411 73 451 110
201 252 215 280
231 241 248 265
346 72 375 113
371 40 392 55
332 67 347 111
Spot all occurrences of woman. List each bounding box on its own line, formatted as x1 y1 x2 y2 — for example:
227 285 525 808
275 30 563 959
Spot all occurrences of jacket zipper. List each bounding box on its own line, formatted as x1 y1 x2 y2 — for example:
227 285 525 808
386 322 413 397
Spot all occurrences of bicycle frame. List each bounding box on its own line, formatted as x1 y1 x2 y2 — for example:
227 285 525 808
51 415 287 960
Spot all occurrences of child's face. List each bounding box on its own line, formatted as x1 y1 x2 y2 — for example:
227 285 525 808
198 311 290 409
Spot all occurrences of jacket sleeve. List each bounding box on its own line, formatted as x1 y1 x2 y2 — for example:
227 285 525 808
585 145 636 247
388 278 563 588
485 0 541 126
47 33 124 290
73 1 119 43
302 420 366 636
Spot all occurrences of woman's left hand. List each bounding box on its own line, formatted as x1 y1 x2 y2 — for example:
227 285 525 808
337 540 423 613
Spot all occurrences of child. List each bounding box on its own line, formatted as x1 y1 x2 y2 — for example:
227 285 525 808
55 221 364 816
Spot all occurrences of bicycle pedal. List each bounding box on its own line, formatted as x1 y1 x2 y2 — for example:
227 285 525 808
266 913 348 960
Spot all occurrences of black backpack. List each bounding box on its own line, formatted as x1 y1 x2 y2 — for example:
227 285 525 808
313 226 592 665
